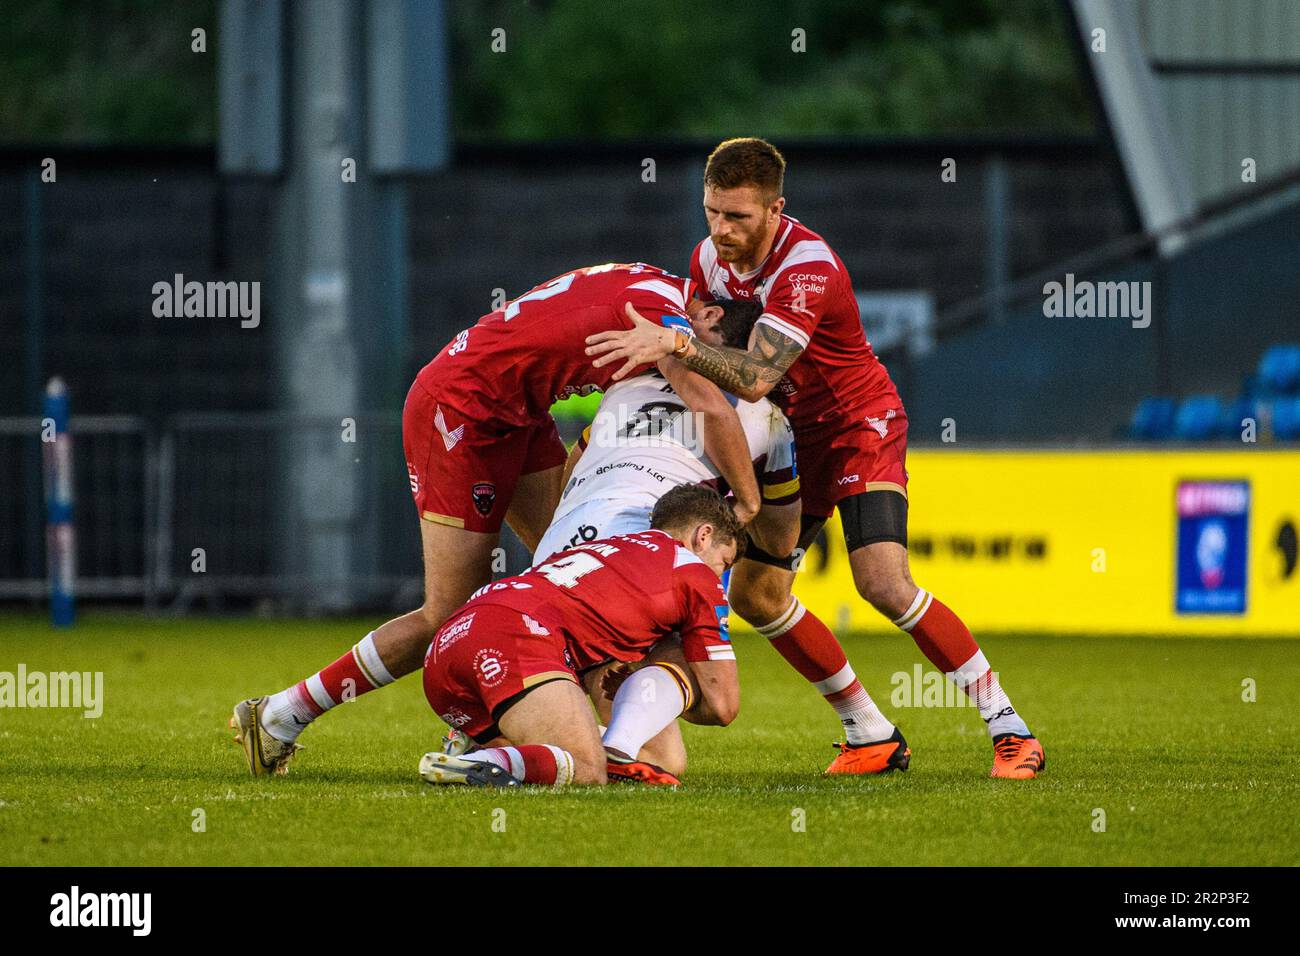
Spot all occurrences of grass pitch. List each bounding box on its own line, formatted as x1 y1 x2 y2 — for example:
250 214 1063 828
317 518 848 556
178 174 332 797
1 612 1297 866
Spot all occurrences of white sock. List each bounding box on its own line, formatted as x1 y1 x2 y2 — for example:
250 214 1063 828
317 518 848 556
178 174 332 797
814 664 896 744
260 687 315 744
602 664 691 759
260 631 394 743
463 746 575 785
948 651 1031 738
462 748 516 773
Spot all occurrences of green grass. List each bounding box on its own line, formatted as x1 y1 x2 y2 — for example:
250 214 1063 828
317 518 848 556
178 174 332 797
0 613 1297 866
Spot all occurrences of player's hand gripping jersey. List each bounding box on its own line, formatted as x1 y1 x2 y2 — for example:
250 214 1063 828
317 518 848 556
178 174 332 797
423 530 732 740
690 215 908 516
534 372 798 560
404 263 696 532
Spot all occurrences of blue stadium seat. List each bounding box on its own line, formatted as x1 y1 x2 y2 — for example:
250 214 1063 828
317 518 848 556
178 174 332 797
1257 344 1300 395
1218 397 1260 439
1272 396 1300 441
1173 395 1223 441
1128 396 1176 440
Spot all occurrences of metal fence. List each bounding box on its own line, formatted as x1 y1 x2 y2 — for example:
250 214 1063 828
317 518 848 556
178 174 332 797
159 412 430 612
0 415 155 602
0 412 464 613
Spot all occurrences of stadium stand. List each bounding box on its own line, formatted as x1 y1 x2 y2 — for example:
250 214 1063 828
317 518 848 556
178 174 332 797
1128 396 1177 440
1128 343 1300 442
1274 396 1300 442
1258 344 1300 395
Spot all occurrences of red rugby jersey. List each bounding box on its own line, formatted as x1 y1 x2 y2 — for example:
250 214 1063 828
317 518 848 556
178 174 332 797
464 530 733 670
418 263 695 429
690 215 899 432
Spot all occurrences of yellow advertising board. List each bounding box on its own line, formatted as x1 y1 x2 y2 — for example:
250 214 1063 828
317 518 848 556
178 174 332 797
782 449 1300 636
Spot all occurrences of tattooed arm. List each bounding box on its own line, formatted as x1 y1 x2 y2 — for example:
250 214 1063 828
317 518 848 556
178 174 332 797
586 302 804 402
677 322 803 403
657 358 760 524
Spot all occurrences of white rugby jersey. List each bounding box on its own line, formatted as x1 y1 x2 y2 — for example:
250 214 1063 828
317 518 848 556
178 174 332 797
554 371 800 523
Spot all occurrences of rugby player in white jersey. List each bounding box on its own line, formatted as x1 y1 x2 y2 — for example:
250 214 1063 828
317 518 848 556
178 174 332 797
520 297 802 782
536 297 799 566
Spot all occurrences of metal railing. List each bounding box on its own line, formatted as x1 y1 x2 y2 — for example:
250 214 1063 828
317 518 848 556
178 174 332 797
0 412 435 612
159 412 429 611
0 415 155 603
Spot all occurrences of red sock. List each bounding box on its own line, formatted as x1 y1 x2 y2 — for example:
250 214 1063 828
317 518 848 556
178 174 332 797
477 745 575 785
288 631 395 718
892 589 979 672
754 597 847 683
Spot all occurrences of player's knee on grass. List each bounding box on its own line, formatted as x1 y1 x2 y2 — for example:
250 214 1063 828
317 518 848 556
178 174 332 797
583 658 686 776
640 727 687 777
567 753 608 786
498 679 608 786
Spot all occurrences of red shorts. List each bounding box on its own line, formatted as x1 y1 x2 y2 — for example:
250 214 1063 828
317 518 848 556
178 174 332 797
402 377 568 534
796 401 909 519
422 602 579 740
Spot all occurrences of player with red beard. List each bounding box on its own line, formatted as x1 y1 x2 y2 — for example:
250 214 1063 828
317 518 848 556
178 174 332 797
231 263 760 777
586 139 1044 779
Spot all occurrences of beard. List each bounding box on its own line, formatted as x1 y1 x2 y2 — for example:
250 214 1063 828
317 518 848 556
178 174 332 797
712 236 754 263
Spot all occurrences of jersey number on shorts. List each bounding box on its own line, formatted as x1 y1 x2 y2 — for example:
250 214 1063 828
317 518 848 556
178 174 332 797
535 552 604 588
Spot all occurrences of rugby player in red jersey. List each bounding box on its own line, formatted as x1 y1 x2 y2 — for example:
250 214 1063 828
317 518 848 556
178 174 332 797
587 139 1044 779
420 484 743 787
231 264 760 777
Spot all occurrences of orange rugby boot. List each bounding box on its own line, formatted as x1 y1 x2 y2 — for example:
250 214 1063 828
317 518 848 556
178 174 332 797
605 752 681 786
989 733 1045 779
824 727 911 775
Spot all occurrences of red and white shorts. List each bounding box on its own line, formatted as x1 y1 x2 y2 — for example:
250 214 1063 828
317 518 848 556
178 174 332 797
422 602 579 741
402 377 568 534
796 401 909 519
